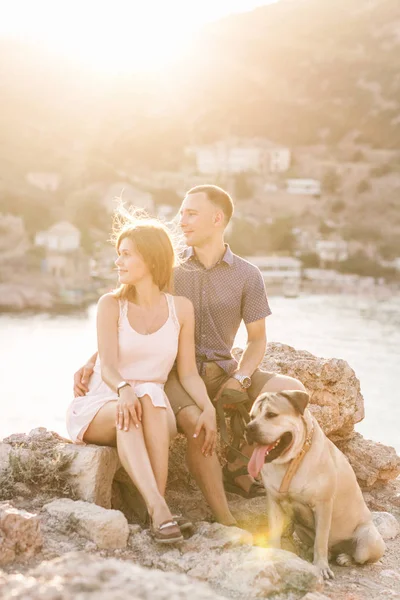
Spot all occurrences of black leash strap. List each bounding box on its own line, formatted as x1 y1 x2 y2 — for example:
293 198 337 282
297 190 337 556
214 389 251 463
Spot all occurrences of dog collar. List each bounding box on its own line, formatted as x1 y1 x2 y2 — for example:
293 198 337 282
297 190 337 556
279 417 314 494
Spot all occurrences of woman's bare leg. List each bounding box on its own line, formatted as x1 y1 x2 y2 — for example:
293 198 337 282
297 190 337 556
140 395 175 496
83 401 174 528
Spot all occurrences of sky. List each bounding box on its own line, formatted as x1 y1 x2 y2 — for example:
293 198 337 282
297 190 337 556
0 1 276 72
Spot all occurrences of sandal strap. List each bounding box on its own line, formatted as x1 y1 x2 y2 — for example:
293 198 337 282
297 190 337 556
223 464 249 480
158 520 178 531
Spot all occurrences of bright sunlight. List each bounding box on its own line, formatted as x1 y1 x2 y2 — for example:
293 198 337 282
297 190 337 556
0 0 271 73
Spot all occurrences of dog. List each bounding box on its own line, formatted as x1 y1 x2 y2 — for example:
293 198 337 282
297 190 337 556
246 390 385 580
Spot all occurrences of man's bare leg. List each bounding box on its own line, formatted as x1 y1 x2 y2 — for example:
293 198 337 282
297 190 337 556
176 405 236 526
227 375 306 493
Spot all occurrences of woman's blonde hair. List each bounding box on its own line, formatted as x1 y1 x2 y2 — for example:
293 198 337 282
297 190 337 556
111 206 180 301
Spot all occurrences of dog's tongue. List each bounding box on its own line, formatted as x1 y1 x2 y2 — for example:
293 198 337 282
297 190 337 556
248 444 275 478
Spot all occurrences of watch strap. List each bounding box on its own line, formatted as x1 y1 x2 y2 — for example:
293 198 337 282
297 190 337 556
117 381 131 396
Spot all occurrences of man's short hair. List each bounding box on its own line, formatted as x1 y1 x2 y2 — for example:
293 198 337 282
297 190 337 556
186 184 234 224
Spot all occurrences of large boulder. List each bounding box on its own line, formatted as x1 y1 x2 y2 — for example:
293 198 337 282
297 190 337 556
0 552 228 600
0 502 42 565
254 342 365 440
42 499 129 549
127 521 321 598
335 433 400 489
57 443 120 508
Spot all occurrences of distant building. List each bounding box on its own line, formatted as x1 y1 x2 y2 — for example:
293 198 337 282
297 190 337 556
34 222 89 281
316 240 348 265
188 139 290 175
381 257 400 271
286 179 321 196
246 256 302 282
35 221 81 252
103 182 154 214
26 172 60 192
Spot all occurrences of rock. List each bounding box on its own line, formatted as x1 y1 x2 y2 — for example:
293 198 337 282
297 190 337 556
363 477 400 516
335 433 400 488
372 511 400 540
42 499 129 549
0 502 42 565
57 442 120 508
301 594 331 600
254 342 365 439
0 551 227 600
127 521 321 597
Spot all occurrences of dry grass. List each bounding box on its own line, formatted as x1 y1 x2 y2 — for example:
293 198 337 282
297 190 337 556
0 438 77 501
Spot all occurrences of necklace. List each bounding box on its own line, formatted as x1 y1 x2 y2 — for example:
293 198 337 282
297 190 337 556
135 295 165 335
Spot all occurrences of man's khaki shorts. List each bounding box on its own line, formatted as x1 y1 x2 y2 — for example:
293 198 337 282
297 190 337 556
164 362 276 417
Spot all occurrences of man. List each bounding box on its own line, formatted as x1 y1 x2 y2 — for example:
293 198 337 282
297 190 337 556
74 185 305 526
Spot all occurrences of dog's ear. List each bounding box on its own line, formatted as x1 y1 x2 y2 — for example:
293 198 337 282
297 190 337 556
280 390 309 415
250 392 269 417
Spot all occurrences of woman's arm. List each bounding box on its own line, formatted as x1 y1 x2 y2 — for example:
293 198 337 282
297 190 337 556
96 294 142 430
175 297 217 456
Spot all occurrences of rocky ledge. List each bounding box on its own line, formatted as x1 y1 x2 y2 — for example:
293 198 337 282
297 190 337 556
0 343 399 599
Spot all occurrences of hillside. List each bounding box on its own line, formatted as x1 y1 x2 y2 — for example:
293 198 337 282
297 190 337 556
178 0 400 148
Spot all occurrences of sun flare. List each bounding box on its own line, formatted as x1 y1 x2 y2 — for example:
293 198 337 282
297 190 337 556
1 0 271 73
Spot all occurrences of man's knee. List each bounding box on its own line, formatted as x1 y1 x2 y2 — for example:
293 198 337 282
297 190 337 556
261 374 306 394
176 404 202 437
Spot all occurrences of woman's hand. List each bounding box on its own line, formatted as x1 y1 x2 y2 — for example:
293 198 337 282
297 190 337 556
193 406 217 457
116 386 142 431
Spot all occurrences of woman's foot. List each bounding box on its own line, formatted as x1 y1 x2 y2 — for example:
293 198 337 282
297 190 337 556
148 503 183 544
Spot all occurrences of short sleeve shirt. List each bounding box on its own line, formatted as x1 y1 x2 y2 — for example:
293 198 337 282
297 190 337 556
173 244 271 373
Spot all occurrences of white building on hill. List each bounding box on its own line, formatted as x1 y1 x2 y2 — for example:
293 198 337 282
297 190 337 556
316 240 348 264
188 139 290 175
35 221 81 252
286 179 321 196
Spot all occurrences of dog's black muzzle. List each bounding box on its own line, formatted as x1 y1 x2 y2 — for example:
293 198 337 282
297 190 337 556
244 421 258 445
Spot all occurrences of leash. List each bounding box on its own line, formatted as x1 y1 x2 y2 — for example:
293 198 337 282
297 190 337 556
214 389 251 463
279 418 314 493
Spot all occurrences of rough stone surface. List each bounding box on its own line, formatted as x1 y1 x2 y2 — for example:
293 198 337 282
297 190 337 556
127 521 321 598
253 342 365 439
42 499 129 549
0 552 227 600
57 442 120 508
0 442 11 472
0 502 42 565
363 477 400 517
335 433 400 488
372 511 400 540
301 594 331 600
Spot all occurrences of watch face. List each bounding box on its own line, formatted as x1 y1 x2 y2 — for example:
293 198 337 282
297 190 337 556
242 377 251 389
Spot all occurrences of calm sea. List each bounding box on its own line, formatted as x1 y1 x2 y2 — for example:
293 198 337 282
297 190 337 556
1 294 399 452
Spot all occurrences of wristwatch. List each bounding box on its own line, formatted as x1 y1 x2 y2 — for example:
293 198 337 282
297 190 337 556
117 381 131 396
232 373 252 389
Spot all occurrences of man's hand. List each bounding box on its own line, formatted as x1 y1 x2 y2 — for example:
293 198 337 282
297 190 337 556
73 363 95 397
193 406 217 457
214 377 244 404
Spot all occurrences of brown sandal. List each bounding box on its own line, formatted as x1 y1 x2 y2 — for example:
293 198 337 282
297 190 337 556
150 519 184 544
172 514 193 532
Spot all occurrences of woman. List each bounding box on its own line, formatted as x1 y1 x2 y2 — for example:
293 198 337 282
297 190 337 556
66 214 217 544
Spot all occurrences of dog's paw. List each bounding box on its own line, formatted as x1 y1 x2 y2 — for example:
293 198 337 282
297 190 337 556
336 553 352 567
314 561 334 580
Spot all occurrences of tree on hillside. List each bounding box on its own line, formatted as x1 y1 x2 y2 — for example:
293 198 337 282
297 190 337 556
322 169 341 194
233 173 254 200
